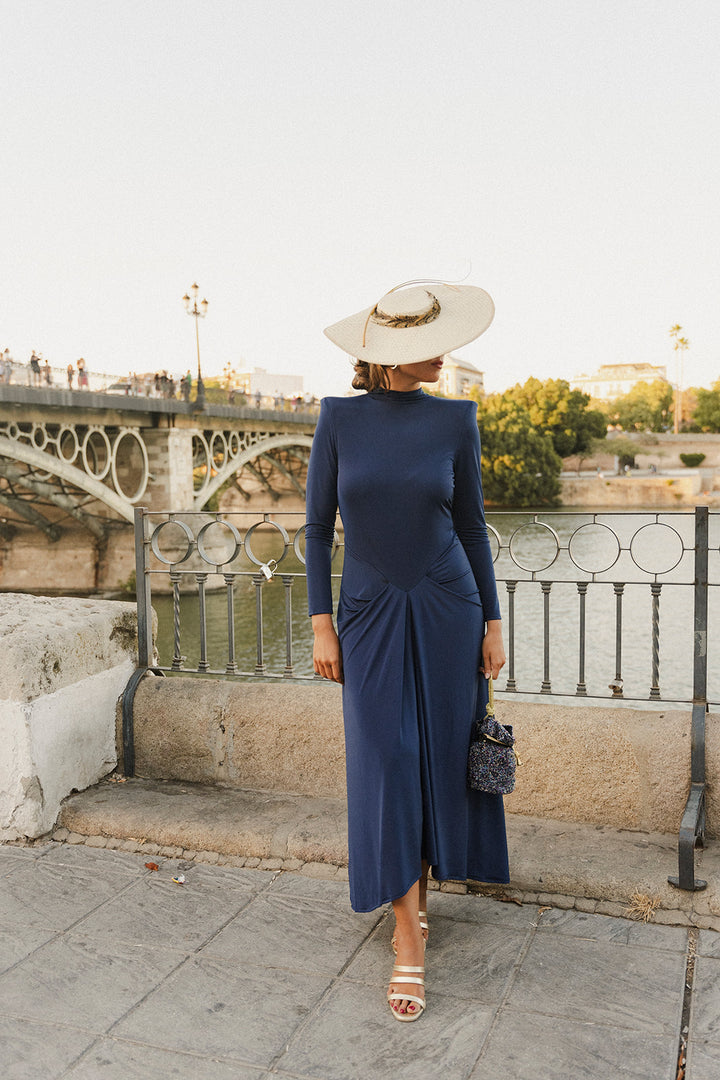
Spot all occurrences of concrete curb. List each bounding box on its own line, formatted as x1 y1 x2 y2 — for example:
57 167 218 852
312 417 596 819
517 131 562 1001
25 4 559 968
48 774 720 931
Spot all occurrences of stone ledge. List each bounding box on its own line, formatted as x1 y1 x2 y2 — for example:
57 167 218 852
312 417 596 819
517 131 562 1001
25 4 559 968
0 593 139 702
124 676 720 837
0 593 140 840
55 775 720 927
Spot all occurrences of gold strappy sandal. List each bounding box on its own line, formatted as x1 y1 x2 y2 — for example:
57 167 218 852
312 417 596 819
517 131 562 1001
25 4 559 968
387 962 426 1022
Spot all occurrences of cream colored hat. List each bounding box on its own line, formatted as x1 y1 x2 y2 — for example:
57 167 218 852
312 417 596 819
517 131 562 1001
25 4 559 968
324 280 495 367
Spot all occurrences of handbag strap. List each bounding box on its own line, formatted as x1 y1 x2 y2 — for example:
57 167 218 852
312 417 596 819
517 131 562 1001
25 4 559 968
485 675 495 718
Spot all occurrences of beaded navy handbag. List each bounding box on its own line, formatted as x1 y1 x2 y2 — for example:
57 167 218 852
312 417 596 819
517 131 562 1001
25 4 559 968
467 677 521 795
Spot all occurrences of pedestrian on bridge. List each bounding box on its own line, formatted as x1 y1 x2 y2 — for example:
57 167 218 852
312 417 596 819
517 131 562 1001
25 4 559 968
306 279 507 1023
29 351 42 387
1 349 12 384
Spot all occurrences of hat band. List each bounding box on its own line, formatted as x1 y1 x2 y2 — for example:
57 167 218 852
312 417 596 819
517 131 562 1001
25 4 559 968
361 291 441 349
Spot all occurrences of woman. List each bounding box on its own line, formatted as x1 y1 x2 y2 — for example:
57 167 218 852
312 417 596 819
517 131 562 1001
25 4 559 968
305 280 508 1022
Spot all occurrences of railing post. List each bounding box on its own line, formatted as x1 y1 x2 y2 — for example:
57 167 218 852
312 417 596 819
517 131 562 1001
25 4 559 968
649 583 661 700
170 571 184 670
134 506 153 667
692 505 709 715
610 583 624 697
669 505 708 891
541 581 552 693
253 572 266 675
196 572 210 672
576 582 587 696
282 575 295 677
225 573 238 675
123 506 166 777
505 581 517 692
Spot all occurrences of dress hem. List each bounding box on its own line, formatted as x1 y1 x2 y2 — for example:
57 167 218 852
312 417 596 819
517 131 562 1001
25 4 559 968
350 870 511 914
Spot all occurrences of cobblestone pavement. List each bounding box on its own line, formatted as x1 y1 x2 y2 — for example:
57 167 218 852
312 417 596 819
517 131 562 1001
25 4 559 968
0 841 715 1079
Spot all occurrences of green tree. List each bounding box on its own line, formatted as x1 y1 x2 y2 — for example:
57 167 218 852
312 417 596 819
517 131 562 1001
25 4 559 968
475 392 562 506
609 380 674 432
573 435 608 475
606 436 640 470
693 380 720 432
502 377 607 458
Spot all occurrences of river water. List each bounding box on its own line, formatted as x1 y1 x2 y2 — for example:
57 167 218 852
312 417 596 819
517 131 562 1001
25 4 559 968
149 509 720 706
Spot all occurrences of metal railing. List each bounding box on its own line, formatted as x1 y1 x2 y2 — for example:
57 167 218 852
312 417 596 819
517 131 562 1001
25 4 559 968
129 505 716 891
0 359 128 393
134 508 337 680
0 363 322 411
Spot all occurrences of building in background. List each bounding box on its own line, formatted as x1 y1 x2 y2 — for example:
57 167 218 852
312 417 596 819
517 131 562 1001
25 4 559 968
570 362 668 401
234 366 303 398
437 354 485 397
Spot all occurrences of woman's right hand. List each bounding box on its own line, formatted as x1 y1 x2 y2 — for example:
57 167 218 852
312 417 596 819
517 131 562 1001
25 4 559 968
311 614 344 684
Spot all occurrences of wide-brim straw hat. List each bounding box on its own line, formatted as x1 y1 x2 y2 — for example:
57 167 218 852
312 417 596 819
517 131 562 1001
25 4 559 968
324 280 495 367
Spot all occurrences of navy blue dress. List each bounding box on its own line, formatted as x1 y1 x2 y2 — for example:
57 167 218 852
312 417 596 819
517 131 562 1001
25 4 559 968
305 387 509 912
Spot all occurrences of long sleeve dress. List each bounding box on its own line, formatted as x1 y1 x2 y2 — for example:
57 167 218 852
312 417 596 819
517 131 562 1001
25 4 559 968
305 387 509 913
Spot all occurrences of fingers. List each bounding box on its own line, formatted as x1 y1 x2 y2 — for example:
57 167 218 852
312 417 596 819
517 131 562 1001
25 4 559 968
315 662 342 683
313 652 344 684
481 651 505 681
312 625 344 683
328 657 344 684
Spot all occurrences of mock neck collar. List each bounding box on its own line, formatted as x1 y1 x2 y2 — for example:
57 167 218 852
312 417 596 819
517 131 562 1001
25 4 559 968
368 387 426 401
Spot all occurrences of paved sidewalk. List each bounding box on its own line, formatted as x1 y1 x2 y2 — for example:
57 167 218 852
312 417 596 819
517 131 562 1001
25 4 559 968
0 841 716 1079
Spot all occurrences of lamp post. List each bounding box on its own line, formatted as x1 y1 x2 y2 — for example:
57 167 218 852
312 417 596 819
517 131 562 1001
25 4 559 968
182 283 209 408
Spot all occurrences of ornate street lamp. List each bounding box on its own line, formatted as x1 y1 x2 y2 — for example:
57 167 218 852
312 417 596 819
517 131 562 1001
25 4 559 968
182 282 209 408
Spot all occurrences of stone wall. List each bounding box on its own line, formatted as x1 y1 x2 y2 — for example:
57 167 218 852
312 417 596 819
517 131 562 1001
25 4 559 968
0 594 139 839
560 473 706 508
142 429 194 511
120 679 346 797
121 677 719 838
564 432 720 472
0 525 136 593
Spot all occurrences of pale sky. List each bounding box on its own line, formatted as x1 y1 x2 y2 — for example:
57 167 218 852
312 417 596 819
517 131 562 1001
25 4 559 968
3 0 719 397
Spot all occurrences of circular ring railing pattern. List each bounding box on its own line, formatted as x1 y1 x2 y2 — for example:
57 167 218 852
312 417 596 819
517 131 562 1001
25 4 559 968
0 419 150 504
629 522 686 575
508 520 561 573
490 513 693 581
196 519 243 566
150 519 196 565
140 511 697 579
567 522 621 574
145 514 343 571
191 427 289 496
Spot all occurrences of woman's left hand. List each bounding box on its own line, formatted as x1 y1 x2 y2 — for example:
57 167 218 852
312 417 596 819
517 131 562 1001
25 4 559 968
481 620 506 680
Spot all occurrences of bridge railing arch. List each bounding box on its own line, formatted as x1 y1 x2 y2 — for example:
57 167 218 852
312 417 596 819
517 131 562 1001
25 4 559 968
193 432 315 510
0 423 147 523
